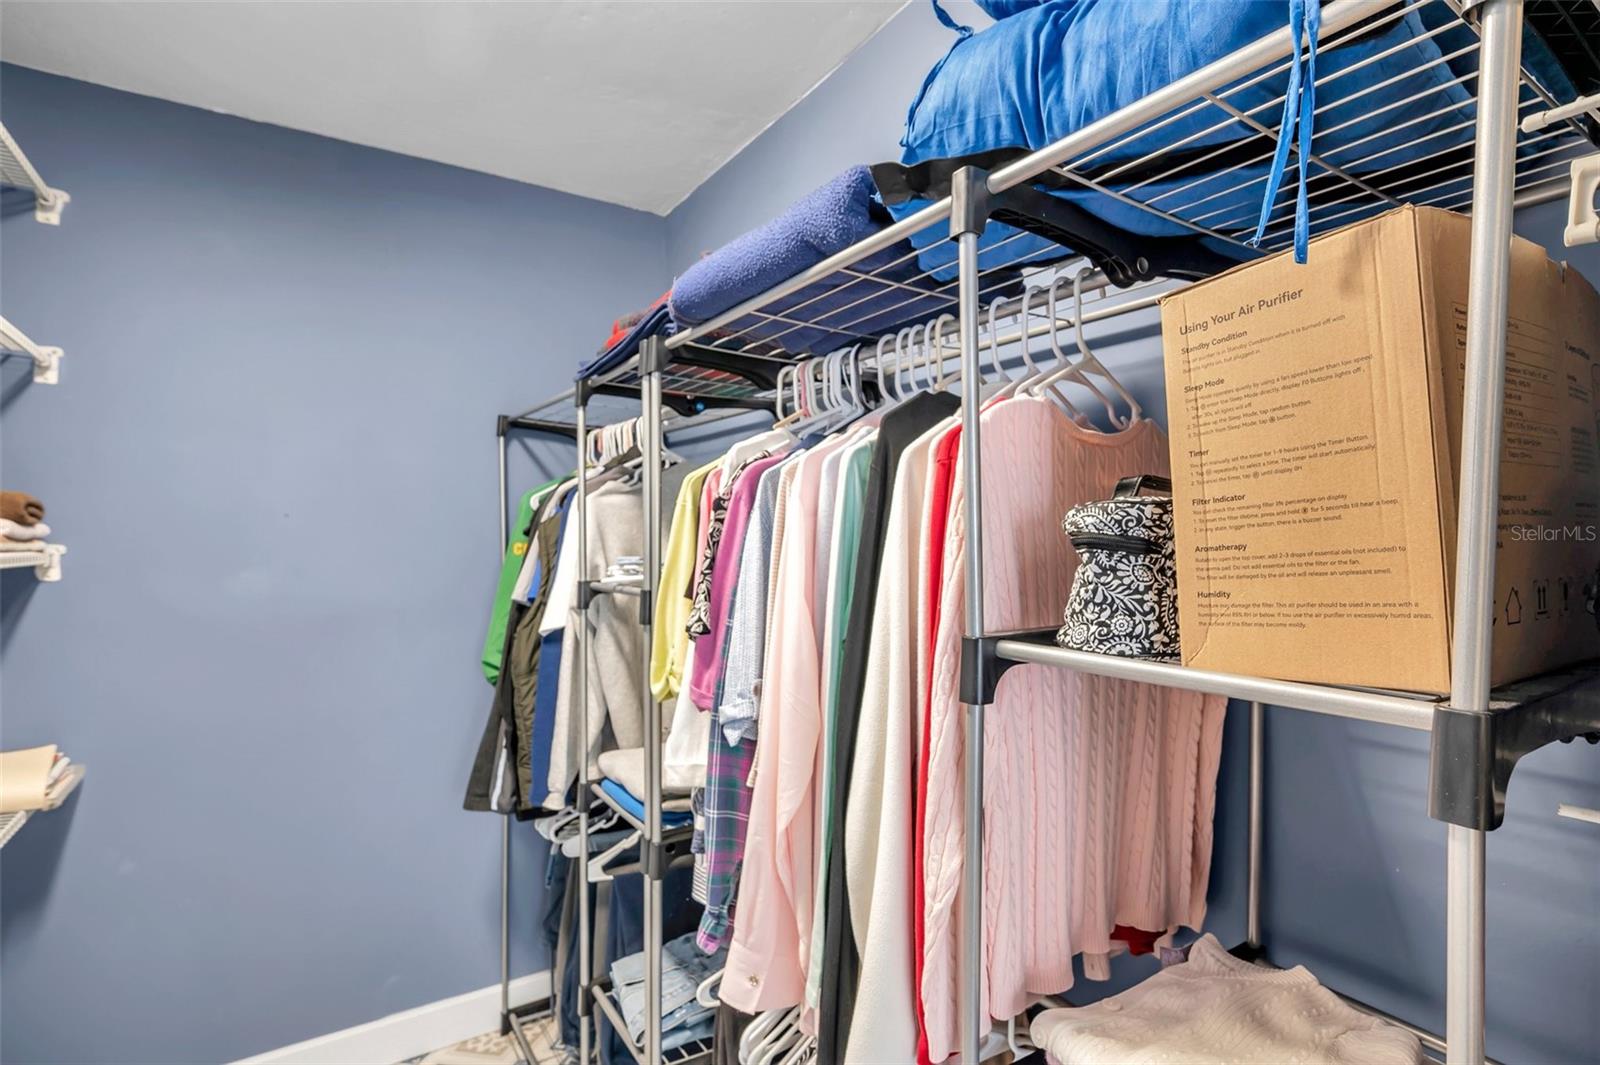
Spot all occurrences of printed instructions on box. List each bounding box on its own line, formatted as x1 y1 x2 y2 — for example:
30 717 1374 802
1175 298 1430 632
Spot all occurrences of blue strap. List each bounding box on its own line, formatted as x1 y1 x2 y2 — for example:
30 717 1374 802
902 0 976 149
1250 0 1321 263
929 0 973 33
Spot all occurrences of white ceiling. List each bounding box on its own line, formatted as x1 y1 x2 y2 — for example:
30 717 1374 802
0 0 904 215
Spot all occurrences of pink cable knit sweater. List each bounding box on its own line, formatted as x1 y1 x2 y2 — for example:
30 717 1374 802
920 398 1227 1061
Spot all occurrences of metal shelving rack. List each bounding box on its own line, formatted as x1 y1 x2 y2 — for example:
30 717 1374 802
500 349 776 1065
550 1 1599 1061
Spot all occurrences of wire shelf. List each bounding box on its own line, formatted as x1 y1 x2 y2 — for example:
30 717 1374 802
0 121 69 224
659 0 1594 365
0 315 62 385
0 543 65 582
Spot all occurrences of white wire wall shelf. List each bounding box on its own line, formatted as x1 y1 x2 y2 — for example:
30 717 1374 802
0 315 62 385
0 543 65 582
0 763 85 850
0 121 69 225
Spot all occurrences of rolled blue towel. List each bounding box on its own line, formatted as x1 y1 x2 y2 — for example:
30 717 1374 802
668 166 952 355
671 166 893 325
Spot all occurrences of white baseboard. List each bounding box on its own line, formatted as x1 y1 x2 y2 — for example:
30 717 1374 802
234 971 552 1065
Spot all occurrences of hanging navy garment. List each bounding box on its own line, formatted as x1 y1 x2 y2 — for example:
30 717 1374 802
818 389 960 1062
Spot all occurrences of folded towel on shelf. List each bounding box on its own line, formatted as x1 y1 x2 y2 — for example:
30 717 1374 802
0 539 49 552
669 165 956 356
598 778 694 827
577 293 675 381
0 519 50 541
597 297 666 355
599 745 696 801
0 491 45 525
0 745 59 814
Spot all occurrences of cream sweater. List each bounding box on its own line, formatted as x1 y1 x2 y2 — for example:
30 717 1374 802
842 422 946 1063
1030 934 1423 1064
921 399 1228 1060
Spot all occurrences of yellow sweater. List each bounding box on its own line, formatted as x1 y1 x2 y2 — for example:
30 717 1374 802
650 458 718 702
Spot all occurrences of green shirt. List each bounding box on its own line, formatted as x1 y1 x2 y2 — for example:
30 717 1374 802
807 435 875 1006
481 477 563 684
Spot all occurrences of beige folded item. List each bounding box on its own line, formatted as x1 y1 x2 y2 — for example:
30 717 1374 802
0 539 49 552
0 518 50 541
597 747 693 811
1 745 58 814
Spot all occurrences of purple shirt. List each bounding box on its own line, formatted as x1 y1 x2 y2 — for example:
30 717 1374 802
689 451 788 708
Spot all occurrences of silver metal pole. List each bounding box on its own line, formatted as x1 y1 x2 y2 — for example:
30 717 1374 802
1247 701 1264 951
990 639 1436 731
575 401 594 1065
956 227 987 1065
498 426 514 1048
496 429 517 1054
641 358 665 1065
1445 826 1487 1065
1446 1 1522 1061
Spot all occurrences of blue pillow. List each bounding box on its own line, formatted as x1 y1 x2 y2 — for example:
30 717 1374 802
893 0 1480 279
972 0 1076 21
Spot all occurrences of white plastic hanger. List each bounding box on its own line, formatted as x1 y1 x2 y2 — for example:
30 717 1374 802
896 321 921 399
874 334 899 405
742 1007 798 1065
1033 271 1122 425
740 1008 786 1063
749 1008 804 1065
926 313 956 392
695 969 722 1009
775 1032 816 1065
1006 283 1088 421
1027 267 1143 428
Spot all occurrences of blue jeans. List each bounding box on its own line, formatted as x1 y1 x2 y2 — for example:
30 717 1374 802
610 932 727 1047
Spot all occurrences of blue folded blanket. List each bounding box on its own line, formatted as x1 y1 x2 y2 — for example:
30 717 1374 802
670 166 952 356
600 778 694 827
576 302 675 382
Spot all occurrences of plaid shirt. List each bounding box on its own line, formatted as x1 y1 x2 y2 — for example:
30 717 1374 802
692 464 784 953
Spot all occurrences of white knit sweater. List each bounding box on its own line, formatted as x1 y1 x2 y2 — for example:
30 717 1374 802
1030 934 1423 1065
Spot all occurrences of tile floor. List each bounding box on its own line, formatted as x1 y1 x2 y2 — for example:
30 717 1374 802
407 1013 573 1065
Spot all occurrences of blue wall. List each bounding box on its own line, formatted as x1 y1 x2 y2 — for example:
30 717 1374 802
0 65 668 1064
661 4 1600 1063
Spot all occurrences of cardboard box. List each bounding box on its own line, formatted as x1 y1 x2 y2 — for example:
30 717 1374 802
1160 206 1600 694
